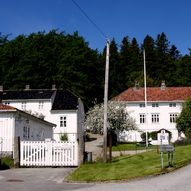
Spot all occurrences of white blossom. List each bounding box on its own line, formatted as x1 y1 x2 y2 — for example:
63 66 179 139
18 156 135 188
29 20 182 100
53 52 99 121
85 101 137 134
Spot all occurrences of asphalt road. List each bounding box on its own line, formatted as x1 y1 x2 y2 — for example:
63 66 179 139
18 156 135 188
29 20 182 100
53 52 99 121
1 164 191 191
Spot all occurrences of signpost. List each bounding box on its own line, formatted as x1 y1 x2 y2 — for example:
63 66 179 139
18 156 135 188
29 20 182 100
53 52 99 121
160 145 174 170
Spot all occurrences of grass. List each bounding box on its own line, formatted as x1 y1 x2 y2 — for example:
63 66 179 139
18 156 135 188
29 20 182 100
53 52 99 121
68 145 191 182
112 142 157 151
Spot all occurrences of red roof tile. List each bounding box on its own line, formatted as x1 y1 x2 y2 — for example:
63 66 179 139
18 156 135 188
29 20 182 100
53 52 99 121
0 104 17 111
112 87 191 102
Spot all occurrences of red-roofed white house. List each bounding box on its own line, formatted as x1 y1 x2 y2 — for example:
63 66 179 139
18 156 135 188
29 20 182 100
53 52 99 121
112 82 191 144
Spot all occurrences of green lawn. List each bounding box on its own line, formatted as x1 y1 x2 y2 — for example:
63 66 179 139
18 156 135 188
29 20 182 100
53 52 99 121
68 145 191 182
112 142 157 151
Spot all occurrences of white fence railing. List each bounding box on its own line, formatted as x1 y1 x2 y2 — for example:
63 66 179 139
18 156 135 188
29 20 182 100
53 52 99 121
20 140 78 167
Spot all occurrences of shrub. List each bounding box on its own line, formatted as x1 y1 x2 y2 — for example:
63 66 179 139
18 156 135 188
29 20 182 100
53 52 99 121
0 157 14 170
60 133 68 141
174 138 191 146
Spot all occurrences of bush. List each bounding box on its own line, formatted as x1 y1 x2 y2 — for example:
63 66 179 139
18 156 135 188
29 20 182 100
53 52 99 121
141 131 158 141
0 157 14 170
174 138 191 146
60 133 68 141
141 131 172 141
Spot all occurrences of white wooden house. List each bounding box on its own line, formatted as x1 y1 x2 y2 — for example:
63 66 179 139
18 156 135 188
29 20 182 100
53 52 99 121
0 86 85 164
112 82 191 144
0 85 85 142
0 104 54 156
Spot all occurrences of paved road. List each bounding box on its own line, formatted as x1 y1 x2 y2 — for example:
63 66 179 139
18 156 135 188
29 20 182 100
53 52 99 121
1 164 191 191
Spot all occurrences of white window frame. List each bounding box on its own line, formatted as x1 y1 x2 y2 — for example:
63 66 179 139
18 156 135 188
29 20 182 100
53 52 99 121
60 116 67 127
139 103 145 108
139 114 146 124
169 103 176 107
23 126 30 139
38 101 44 109
151 114 159 123
170 113 178 123
21 101 26 110
152 103 159 107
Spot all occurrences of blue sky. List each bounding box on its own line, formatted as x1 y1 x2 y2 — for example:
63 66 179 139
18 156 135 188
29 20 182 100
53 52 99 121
0 0 191 54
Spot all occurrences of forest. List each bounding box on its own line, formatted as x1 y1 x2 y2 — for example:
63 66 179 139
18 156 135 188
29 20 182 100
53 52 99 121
0 30 191 110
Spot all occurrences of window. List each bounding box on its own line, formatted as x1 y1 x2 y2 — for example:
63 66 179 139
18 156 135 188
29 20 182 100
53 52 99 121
169 103 176 107
23 126 30 139
170 113 178 123
21 102 26 110
60 116 67 127
139 103 145 108
152 103 159 107
152 114 159 123
38 101 44 109
139 114 146 124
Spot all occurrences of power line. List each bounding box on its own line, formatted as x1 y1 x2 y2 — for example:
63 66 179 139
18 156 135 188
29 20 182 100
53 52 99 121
71 0 108 40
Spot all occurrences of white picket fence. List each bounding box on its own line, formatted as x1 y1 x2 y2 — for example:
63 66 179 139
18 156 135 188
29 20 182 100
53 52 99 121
20 140 78 167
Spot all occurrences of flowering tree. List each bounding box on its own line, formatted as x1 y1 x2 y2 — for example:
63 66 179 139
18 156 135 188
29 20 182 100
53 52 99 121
85 101 137 134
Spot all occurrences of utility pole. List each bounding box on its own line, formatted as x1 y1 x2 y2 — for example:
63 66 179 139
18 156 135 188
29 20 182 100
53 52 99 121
143 49 148 148
103 39 110 162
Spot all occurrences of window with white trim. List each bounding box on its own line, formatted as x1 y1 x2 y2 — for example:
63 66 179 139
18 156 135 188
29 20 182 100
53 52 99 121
60 116 67 127
139 103 145 108
169 103 176 107
23 126 30 139
21 101 26 110
170 113 178 123
152 103 159 107
139 114 146 124
151 114 159 123
38 101 44 109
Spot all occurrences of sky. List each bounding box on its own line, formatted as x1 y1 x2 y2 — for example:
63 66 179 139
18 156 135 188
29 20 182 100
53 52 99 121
0 0 191 55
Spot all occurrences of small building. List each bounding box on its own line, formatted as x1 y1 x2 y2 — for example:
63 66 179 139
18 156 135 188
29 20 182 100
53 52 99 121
112 82 191 144
0 104 55 157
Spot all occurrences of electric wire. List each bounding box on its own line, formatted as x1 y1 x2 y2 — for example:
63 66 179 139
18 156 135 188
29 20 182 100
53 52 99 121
71 0 108 40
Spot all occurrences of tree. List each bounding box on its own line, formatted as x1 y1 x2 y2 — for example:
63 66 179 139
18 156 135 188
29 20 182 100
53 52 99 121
176 98 191 139
119 36 131 91
85 101 137 134
85 101 137 161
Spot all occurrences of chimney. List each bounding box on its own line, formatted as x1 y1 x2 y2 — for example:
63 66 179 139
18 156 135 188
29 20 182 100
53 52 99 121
25 85 30 90
0 85 3 91
52 84 56 90
134 81 140 90
161 80 166 90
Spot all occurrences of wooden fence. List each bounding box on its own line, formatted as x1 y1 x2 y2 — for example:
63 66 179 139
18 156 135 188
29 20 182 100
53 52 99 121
20 139 78 167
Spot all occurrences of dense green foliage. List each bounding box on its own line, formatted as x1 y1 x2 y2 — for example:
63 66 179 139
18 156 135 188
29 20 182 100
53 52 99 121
0 30 191 109
176 98 191 139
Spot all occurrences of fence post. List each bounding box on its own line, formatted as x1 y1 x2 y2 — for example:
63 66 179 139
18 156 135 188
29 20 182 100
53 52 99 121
14 136 20 168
